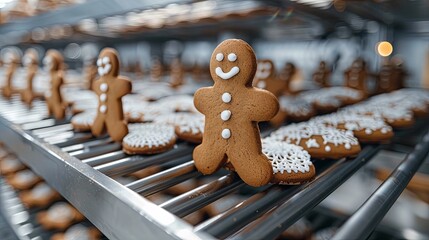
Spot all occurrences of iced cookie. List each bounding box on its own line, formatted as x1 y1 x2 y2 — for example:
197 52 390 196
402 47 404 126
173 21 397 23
299 90 342 113
51 224 101 240
323 87 364 106
279 95 315 122
20 49 40 104
0 155 26 175
37 202 85 231
20 182 61 208
262 139 315 184
193 39 279 187
44 49 66 120
7 169 42 190
156 95 198 113
123 123 177 154
311 113 394 143
91 48 132 142
267 123 361 159
155 112 204 143
71 111 96 132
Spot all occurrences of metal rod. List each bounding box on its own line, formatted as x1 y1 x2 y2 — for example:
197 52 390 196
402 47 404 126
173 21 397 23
82 150 127 167
61 137 112 152
95 144 193 176
53 133 95 147
160 173 245 217
332 131 429 240
229 145 382 240
126 161 200 195
73 143 122 160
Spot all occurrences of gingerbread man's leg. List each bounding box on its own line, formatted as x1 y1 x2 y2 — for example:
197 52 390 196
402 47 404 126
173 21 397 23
106 120 128 142
53 105 65 120
91 115 106 137
228 141 273 187
193 138 227 175
46 99 53 116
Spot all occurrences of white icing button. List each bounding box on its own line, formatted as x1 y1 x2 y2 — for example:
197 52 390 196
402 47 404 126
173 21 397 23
345 143 351 150
102 56 110 64
365 129 372 135
216 53 224 62
100 83 108 92
221 110 231 121
97 58 102 67
222 129 231 139
257 81 266 89
381 128 387 134
228 53 237 62
99 105 107 113
100 93 107 102
222 92 232 103
325 146 331 152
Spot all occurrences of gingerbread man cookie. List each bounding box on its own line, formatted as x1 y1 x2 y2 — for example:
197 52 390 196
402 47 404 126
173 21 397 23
344 58 368 95
376 62 395 94
278 62 296 94
169 58 185 88
193 39 279 187
1 51 19 99
253 59 287 97
91 48 132 142
312 61 331 87
44 50 66 120
20 49 39 104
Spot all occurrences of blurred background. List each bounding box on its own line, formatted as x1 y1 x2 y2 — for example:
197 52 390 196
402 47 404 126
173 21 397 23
0 1 428 240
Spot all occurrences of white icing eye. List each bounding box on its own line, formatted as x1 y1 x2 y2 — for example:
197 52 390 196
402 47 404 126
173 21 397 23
97 58 102 67
102 56 110 64
216 53 224 62
228 53 237 62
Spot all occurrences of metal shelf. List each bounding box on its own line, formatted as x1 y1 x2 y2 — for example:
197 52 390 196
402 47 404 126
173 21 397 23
0 96 429 240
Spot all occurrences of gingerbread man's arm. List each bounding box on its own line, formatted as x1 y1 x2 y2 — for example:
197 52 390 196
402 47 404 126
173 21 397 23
116 76 132 98
193 87 213 115
246 88 279 122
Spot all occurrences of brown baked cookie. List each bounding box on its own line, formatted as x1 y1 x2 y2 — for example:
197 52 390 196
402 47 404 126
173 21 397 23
344 58 368 96
267 123 361 159
313 61 331 88
20 49 39 105
20 182 61 208
193 39 279 187
299 90 342 114
376 62 395 94
0 155 26 175
37 202 85 231
123 123 177 155
278 62 296 94
71 111 96 132
155 112 204 143
262 139 315 184
91 48 132 142
253 59 287 97
44 50 66 120
50 224 101 240
150 57 163 82
7 169 42 190
1 51 19 99
169 58 185 88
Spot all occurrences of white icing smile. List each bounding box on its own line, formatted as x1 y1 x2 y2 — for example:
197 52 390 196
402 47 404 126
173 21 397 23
215 52 240 80
215 66 240 80
97 56 112 76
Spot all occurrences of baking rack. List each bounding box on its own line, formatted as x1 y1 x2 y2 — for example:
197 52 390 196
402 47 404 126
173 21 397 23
0 95 428 240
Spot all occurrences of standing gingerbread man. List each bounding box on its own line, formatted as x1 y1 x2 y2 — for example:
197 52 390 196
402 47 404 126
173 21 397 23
91 48 132 142
44 50 66 120
1 51 19 99
193 39 279 187
344 58 368 96
253 59 288 97
21 49 39 105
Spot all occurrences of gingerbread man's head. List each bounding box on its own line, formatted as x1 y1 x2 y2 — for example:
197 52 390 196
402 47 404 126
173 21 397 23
23 49 39 67
210 39 256 87
255 59 275 80
3 51 19 65
43 50 63 72
97 48 120 78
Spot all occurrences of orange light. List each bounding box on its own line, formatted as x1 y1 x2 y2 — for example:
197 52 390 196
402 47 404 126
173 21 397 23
377 41 393 57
